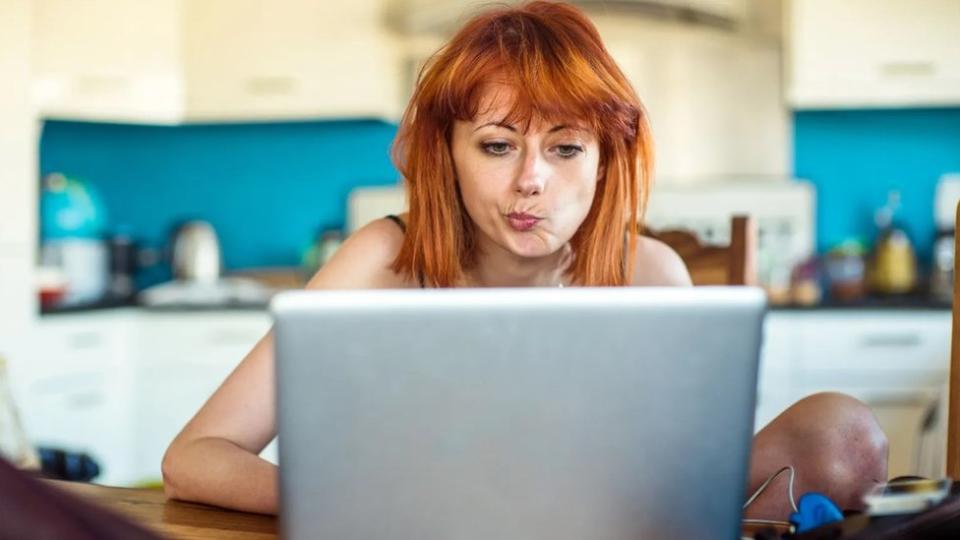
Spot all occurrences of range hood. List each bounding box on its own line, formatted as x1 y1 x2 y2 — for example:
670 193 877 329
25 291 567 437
387 0 748 34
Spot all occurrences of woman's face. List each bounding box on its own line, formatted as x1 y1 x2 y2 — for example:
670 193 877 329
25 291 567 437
451 86 603 259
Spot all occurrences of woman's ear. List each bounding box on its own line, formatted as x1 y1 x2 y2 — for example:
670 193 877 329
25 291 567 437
596 163 606 182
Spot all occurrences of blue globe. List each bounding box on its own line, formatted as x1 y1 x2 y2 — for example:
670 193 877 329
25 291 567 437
40 173 107 240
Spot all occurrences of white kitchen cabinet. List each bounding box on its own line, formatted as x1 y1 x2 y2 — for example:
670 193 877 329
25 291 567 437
134 311 272 484
0 0 38 355
32 0 402 123
17 306 953 487
786 0 960 109
754 313 800 430
10 312 138 486
11 310 271 487
757 310 952 479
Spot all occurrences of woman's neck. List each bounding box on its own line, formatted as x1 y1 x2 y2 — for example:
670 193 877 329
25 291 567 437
465 238 572 288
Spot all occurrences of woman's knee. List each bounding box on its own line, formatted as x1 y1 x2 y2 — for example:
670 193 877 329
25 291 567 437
768 392 889 506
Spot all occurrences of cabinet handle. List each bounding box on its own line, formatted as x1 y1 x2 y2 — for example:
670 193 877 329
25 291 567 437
74 75 128 95
859 334 921 348
68 332 103 349
205 332 258 346
244 76 297 96
66 391 104 409
862 393 932 408
879 62 936 78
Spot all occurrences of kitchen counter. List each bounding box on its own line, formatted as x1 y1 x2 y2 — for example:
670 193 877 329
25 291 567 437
41 297 271 315
772 295 951 311
40 293 951 316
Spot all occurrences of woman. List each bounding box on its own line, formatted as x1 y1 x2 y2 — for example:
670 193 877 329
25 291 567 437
162 1 887 521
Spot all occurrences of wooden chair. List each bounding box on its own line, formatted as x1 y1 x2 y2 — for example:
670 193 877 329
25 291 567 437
645 215 758 286
947 203 960 479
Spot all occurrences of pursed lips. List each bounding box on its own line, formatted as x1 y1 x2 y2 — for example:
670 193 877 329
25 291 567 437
505 211 542 232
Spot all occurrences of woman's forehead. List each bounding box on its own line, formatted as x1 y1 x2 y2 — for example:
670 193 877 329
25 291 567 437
469 83 593 135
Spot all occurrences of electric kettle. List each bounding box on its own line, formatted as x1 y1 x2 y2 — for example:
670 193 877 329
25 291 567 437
170 221 221 283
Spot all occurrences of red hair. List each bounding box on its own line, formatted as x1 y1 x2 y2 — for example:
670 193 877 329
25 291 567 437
391 1 654 287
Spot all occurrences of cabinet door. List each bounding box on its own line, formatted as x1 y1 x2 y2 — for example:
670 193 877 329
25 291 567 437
183 0 401 121
33 0 400 123
12 314 137 486
0 247 35 357
787 0 960 108
754 313 801 431
135 312 271 484
32 0 183 122
0 0 36 249
790 311 951 478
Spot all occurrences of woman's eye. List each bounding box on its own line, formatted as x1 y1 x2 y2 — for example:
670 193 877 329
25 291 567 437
481 142 512 156
555 144 584 159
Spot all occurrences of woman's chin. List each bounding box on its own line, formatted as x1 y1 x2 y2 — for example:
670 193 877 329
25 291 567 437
503 236 557 259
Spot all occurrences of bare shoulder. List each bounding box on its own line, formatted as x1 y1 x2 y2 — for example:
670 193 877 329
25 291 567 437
305 216 416 289
629 235 693 287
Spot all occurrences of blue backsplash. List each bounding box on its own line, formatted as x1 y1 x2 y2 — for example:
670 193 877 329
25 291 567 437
794 108 960 261
39 109 960 278
40 119 400 276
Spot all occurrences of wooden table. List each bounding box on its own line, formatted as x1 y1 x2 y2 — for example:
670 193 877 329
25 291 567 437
49 481 278 539
49 480 785 539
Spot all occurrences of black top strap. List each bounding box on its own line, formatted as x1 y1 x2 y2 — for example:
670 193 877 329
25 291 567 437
385 214 406 232
384 215 424 288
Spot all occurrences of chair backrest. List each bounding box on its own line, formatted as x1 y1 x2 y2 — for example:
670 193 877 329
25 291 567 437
948 203 960 479
645 215 757 286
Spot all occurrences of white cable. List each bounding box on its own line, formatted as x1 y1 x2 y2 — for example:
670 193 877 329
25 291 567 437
743 465 798 513
742 518 792 526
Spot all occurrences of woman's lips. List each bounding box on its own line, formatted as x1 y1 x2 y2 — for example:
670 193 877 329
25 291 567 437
506 212 542 232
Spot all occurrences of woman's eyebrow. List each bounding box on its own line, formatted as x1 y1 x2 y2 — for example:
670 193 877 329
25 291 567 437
474 121 517 132
473 122 585 133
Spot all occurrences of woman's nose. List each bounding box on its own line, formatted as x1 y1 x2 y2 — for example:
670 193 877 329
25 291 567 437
514 150 547 196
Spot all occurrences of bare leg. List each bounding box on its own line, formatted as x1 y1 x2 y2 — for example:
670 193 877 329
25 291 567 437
744 392 889 520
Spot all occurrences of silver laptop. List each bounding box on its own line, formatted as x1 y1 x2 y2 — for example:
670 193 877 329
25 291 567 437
273 287 766 540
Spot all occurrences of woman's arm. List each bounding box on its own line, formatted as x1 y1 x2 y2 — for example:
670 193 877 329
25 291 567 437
161 218 408 514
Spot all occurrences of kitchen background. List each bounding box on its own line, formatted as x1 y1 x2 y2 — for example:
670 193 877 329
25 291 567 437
1 0 959 489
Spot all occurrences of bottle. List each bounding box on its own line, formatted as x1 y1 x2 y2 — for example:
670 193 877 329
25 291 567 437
0 356 40 470
301 228 344 279
107 231 138 301
868 191 917 296
930 227 954 303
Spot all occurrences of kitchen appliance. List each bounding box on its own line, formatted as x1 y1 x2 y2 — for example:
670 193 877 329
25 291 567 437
107 233 139 301
39 238 109 306
931 174 960 302
140 220 272 307
868 191 917 296
39 173 110 306
930 229 954 303
170 221 221 283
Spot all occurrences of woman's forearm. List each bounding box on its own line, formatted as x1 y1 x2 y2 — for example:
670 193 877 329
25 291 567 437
162 436 278 515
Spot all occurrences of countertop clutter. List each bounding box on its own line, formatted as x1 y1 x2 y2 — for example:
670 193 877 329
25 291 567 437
38 297 953 316
37 184 309 315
